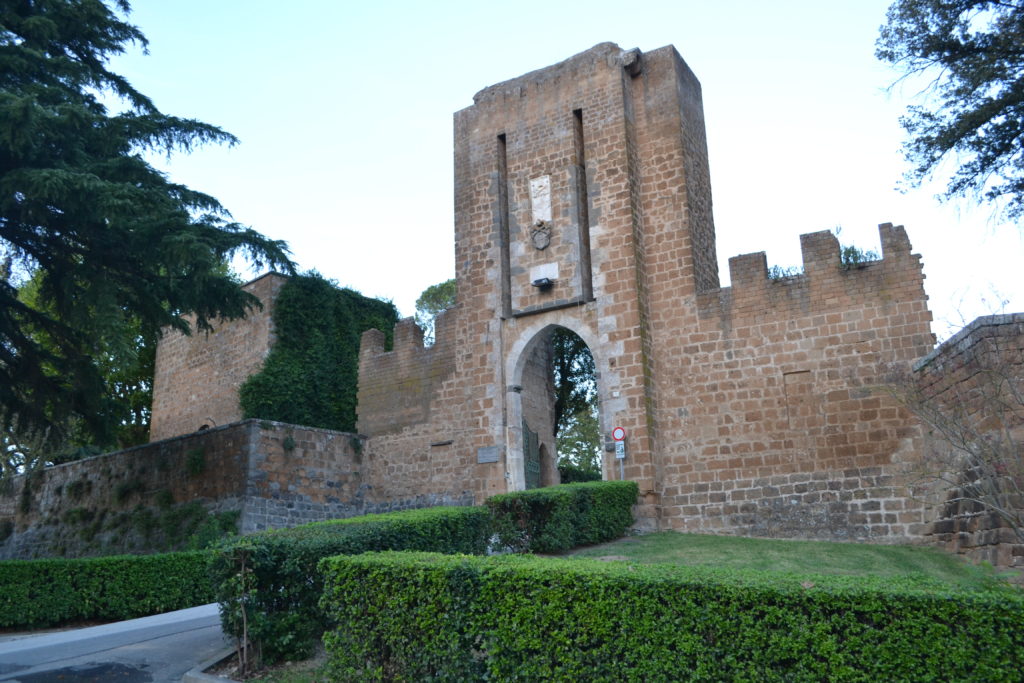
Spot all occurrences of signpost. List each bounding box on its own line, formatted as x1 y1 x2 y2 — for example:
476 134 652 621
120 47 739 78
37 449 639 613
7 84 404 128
612 427 626 480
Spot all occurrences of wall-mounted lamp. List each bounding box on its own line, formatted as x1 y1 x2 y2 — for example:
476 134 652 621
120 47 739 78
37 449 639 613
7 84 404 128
531 277 554 290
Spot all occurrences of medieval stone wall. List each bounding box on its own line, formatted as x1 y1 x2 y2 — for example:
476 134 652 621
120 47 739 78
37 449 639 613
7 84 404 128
0 423 250 558
149 272 286 441
653 224 935 540
242 420 364 531
353 42 944 545
356 308 485 505
357 315 455 435
913 314 1024 567
0 419 460 558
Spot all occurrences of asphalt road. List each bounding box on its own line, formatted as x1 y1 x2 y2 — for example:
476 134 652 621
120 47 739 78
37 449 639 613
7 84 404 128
0 604 231 683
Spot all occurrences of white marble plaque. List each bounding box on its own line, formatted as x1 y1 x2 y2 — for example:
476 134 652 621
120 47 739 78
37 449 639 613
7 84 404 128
529 175 552 224
530 262 559 282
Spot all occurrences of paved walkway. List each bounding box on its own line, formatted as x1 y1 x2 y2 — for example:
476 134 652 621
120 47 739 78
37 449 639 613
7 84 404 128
0 604 231 682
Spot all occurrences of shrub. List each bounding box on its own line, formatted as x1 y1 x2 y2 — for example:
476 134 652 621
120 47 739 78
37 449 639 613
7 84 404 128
113 478 143 504
154 488 174 509
0 551 214 628
63 507 94 525
185 448 205 476
840 243 880 269
187 510 240 550
768 264 802 279
66 478 90 501
557 460 602 483
211 506 492 664
486 480 637 553
320 552 1024 682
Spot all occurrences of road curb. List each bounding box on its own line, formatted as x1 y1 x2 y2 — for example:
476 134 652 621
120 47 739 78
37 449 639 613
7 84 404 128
182 645 237 683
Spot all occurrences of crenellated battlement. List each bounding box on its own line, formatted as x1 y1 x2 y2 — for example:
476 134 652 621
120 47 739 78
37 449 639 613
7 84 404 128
356 309 458 436
358 307 457 359
702 223 929 326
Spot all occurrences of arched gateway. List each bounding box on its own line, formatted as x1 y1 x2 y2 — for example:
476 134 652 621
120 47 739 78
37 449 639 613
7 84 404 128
356 42 936 537
504 322 603 491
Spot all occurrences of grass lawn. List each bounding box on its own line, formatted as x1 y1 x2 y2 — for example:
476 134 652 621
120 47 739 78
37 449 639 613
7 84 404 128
560 531 1017 590
248 654 327 683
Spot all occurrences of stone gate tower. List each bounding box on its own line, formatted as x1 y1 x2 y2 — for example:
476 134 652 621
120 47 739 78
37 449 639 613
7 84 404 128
359 42 936 537
452 42 718 513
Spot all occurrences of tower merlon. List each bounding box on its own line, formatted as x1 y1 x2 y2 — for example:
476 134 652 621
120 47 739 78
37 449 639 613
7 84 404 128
878 222 913 260
359 328 387 360
799 230 842 275
393 317 426 353
728 251 769 288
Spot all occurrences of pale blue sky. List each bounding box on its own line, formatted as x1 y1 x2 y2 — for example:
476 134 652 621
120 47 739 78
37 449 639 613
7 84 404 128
111 0 1022 340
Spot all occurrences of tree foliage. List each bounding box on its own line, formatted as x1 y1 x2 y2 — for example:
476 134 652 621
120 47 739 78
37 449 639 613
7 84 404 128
556 404 602 482
414 278 455 344
877 0 1024 221
550 328 601 481
551 328 596 436
17 269 154 449
0 0 293 445
239 273 398 433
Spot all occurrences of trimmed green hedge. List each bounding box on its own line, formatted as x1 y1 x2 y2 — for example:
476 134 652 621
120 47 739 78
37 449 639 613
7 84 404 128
0 551 214 628
211 506 492 664
320 552 1024 682
486 480 638 552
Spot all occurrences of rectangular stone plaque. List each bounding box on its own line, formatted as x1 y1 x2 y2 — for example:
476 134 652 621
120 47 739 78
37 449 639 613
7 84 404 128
529 175 551 224
530 262 559 283
476 445 501 464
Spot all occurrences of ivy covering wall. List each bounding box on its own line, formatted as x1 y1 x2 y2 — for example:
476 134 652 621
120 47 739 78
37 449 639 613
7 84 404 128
239 273 397 432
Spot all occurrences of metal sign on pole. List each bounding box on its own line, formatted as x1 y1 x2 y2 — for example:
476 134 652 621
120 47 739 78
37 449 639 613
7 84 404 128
612 427 626 480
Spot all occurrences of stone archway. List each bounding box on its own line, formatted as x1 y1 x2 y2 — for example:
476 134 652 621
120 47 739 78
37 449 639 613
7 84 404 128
505 323 604 491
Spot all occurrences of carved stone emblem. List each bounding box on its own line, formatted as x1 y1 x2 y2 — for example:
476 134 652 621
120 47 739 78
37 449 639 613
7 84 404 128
531 220 551 250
